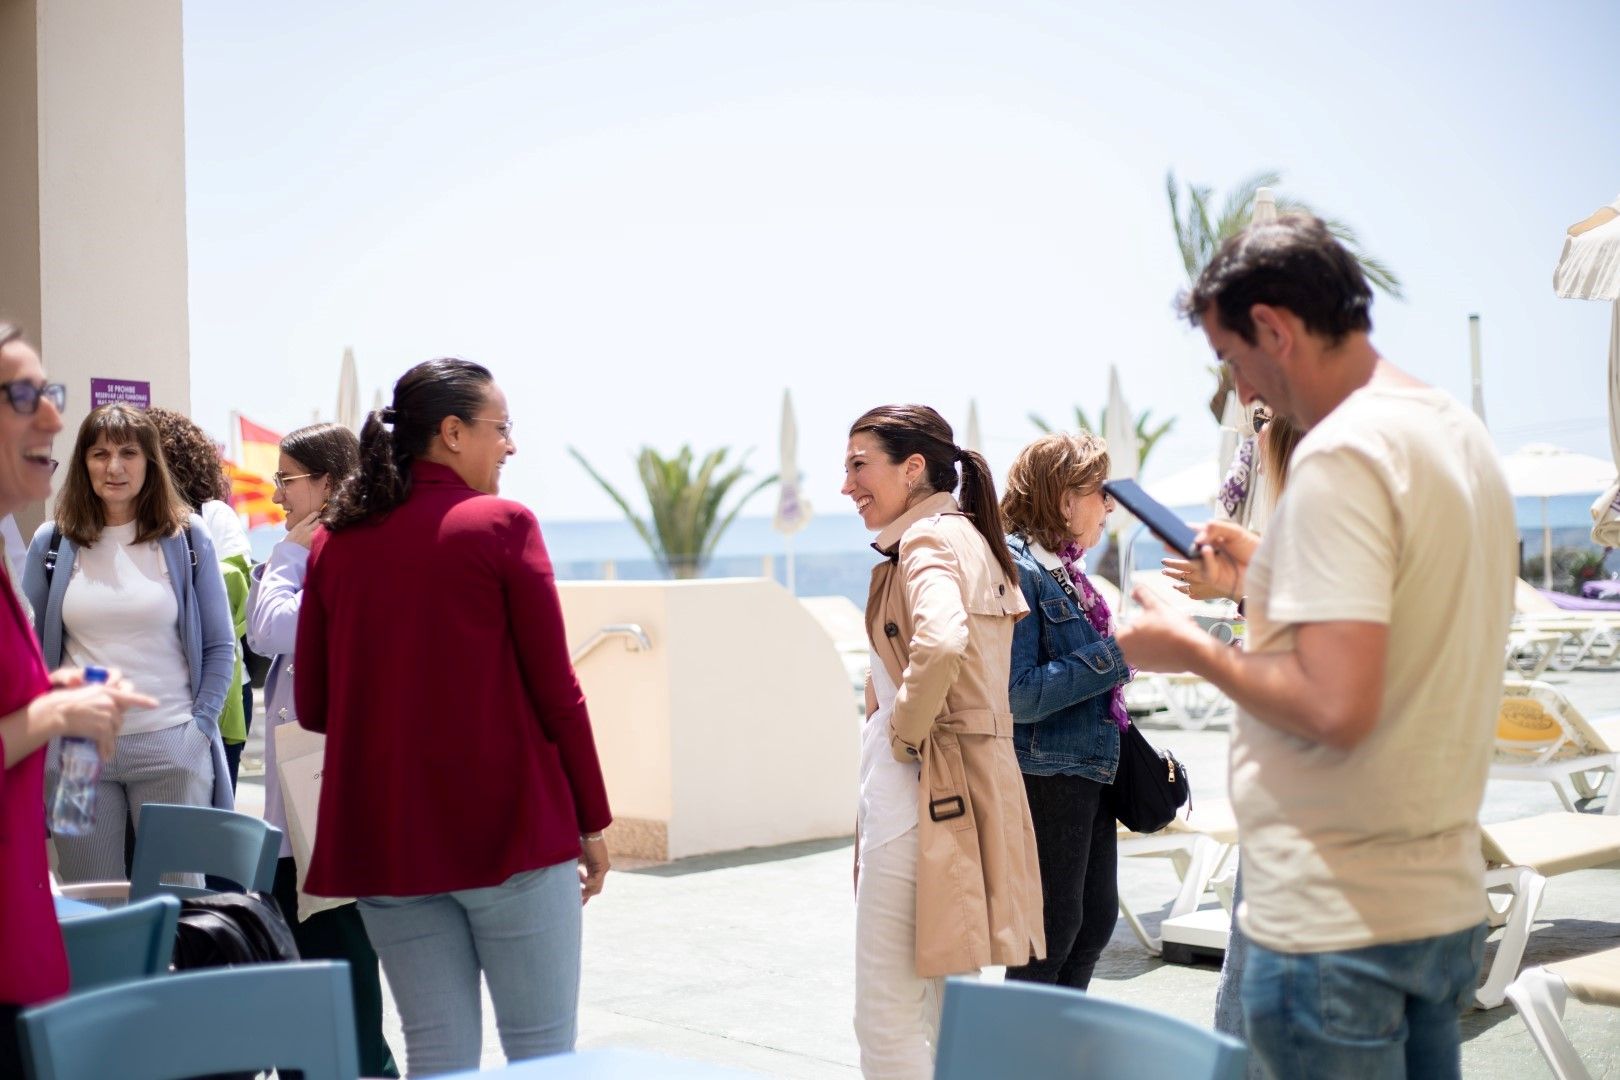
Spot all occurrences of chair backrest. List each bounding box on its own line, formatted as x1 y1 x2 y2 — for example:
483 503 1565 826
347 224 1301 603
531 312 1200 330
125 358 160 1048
128 804 280 901
19 961 358 1080
1500 679 1611 757
933 978 1247 1080
58 895 180 991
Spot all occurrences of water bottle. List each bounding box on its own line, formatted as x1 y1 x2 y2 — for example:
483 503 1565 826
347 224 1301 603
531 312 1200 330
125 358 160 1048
47 664 109 836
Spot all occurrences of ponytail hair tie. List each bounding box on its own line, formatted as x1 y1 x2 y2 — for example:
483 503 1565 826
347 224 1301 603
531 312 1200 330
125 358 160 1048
953 446 967 463
379 407 397 424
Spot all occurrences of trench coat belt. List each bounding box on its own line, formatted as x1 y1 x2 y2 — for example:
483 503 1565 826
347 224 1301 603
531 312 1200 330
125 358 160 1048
929 708 1014 738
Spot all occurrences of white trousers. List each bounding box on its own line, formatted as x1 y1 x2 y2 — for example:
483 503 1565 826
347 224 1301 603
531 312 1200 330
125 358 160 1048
855 827 970 1080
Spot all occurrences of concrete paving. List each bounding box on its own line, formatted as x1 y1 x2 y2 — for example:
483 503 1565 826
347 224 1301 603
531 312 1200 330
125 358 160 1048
236 667 1620 1077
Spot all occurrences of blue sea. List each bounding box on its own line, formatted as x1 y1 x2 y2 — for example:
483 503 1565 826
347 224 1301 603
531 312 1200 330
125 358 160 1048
248 494 1610 607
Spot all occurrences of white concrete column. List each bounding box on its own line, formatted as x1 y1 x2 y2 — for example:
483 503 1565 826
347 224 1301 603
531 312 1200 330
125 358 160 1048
0 0 192 533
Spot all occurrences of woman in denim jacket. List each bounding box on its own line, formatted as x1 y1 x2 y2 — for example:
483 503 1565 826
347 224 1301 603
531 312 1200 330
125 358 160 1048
999 431 1130 990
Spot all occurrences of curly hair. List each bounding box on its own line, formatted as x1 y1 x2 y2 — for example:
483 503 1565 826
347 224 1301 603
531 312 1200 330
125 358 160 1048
146 406 229 509
1000 431 1111 553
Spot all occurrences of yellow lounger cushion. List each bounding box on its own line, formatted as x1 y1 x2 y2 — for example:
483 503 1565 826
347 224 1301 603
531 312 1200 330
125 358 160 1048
1498 698 1563 746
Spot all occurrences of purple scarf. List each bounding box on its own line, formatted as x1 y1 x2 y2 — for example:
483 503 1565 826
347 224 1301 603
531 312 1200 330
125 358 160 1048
1057 541 1132 731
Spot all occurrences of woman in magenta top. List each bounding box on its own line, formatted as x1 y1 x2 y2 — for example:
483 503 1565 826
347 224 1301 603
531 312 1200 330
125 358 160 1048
0 325 151 1074
296 357 612 1076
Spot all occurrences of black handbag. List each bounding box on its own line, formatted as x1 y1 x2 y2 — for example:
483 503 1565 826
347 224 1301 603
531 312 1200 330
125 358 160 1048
1113 721 1189 834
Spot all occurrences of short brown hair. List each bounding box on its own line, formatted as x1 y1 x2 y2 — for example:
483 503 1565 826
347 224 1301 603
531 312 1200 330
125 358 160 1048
147 406 229 509
1178 213 1373 346
1001 431 1110 552
56 404 189 546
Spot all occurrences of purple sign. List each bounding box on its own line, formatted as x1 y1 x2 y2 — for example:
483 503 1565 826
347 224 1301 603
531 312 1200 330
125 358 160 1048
90 378 151 410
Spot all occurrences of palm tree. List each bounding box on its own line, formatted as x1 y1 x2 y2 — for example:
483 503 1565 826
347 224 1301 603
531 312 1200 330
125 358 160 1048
569 444 775 579
1168 169 1404 418
1027 406 1175 472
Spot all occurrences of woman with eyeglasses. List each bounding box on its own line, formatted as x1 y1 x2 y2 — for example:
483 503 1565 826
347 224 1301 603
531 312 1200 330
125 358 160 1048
295 358 611 1076
23 403 236 886
998 431 1132 992
246 421 398 1078
0 325 154 1075
148 406 256 789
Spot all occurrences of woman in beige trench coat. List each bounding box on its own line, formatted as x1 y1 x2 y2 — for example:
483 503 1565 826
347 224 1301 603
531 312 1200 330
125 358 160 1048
842 403 1045 1080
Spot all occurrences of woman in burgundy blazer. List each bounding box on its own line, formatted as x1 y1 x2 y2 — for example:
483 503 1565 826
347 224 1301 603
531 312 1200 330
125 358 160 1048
296 357 611 1075
0 325 151 1075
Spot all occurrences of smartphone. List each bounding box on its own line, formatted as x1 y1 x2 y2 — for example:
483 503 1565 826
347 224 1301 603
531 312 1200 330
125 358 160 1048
1102 479 1200 559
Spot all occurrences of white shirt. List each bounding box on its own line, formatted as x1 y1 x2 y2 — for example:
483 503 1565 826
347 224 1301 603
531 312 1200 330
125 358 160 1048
61 521 195 737
1231 383 1516 953
199 499 252 563
859 649 919 852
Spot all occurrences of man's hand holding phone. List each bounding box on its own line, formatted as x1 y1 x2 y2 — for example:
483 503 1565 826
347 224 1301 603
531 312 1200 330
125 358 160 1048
1162 521 1259 604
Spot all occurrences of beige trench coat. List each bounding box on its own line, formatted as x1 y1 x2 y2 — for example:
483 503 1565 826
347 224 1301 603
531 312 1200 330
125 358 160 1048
864 492 1046 978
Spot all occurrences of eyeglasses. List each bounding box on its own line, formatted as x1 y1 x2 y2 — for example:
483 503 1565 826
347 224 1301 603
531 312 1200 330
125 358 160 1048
0 380 66 416
468 417 515 440
272 471 315 492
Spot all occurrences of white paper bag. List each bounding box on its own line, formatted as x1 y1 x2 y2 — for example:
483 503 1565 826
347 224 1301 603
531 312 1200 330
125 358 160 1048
274 722 353 921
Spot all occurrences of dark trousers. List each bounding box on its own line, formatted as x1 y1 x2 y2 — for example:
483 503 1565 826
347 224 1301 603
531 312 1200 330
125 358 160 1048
271 858 400 1079
0 1004 22 1080
1005 772 1118 990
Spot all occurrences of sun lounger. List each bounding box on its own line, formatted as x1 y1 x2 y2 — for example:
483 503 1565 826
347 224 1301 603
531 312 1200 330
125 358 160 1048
1116 799 1239 955
1515 580 1620 670
1506 629 1574 679
1506 945 1620 1079
1493 679 1620 814
1476 812 1620 1008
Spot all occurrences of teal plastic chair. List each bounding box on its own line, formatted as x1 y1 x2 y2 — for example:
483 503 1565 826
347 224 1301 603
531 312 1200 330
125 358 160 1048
19 961 358 1080
933 978 1248 1080
58 895 180 990
128 803 280 900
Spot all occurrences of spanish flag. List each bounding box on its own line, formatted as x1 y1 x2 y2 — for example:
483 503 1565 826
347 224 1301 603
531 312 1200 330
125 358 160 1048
223 461 283 528
236 414 282 479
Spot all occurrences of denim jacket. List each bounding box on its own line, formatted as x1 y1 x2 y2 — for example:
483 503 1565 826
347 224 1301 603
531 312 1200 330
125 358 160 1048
1006 533 1130 781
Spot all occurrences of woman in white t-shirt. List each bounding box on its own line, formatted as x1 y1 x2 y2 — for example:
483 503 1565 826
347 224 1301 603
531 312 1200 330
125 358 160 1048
23 404 236 883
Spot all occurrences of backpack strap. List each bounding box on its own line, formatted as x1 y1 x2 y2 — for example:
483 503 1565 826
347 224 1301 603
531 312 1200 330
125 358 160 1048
182 523 198 569
42 526 62 586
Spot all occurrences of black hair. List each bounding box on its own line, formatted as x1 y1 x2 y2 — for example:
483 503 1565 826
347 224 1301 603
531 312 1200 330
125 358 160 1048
324 358 494 531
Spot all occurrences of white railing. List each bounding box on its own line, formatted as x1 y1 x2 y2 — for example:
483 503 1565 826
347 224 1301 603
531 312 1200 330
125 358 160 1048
570 623 652 665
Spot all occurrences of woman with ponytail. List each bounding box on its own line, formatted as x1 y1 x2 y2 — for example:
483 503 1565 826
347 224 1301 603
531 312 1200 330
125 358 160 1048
842 404 1044 1079
296 359 613 1076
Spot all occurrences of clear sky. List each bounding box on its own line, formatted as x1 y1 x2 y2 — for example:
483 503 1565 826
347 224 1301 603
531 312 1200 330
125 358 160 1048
183 0 1620 522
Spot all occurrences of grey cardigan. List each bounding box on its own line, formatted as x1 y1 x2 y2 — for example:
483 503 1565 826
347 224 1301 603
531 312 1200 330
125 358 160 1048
22 516 237 812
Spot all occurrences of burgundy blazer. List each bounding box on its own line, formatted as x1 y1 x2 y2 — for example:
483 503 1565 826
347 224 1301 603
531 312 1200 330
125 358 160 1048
0 565 63 1005
296 461 611 897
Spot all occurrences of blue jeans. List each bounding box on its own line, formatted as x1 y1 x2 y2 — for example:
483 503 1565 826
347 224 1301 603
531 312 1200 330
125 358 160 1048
358 863 582 1077
1242 922 1487 1080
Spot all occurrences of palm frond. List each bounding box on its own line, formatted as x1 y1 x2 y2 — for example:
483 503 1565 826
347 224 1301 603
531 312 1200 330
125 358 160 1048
575 442 772 578
569 447 658 556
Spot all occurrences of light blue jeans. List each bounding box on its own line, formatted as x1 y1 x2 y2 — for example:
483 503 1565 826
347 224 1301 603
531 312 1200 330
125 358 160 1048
1242 922 1487 1080
358 863 581 1077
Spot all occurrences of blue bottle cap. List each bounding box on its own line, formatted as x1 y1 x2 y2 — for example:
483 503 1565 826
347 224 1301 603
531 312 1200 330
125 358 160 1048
83 665 110 684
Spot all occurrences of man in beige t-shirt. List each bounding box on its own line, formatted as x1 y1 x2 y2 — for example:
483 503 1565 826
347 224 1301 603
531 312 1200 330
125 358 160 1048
1120 215 1514 1080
